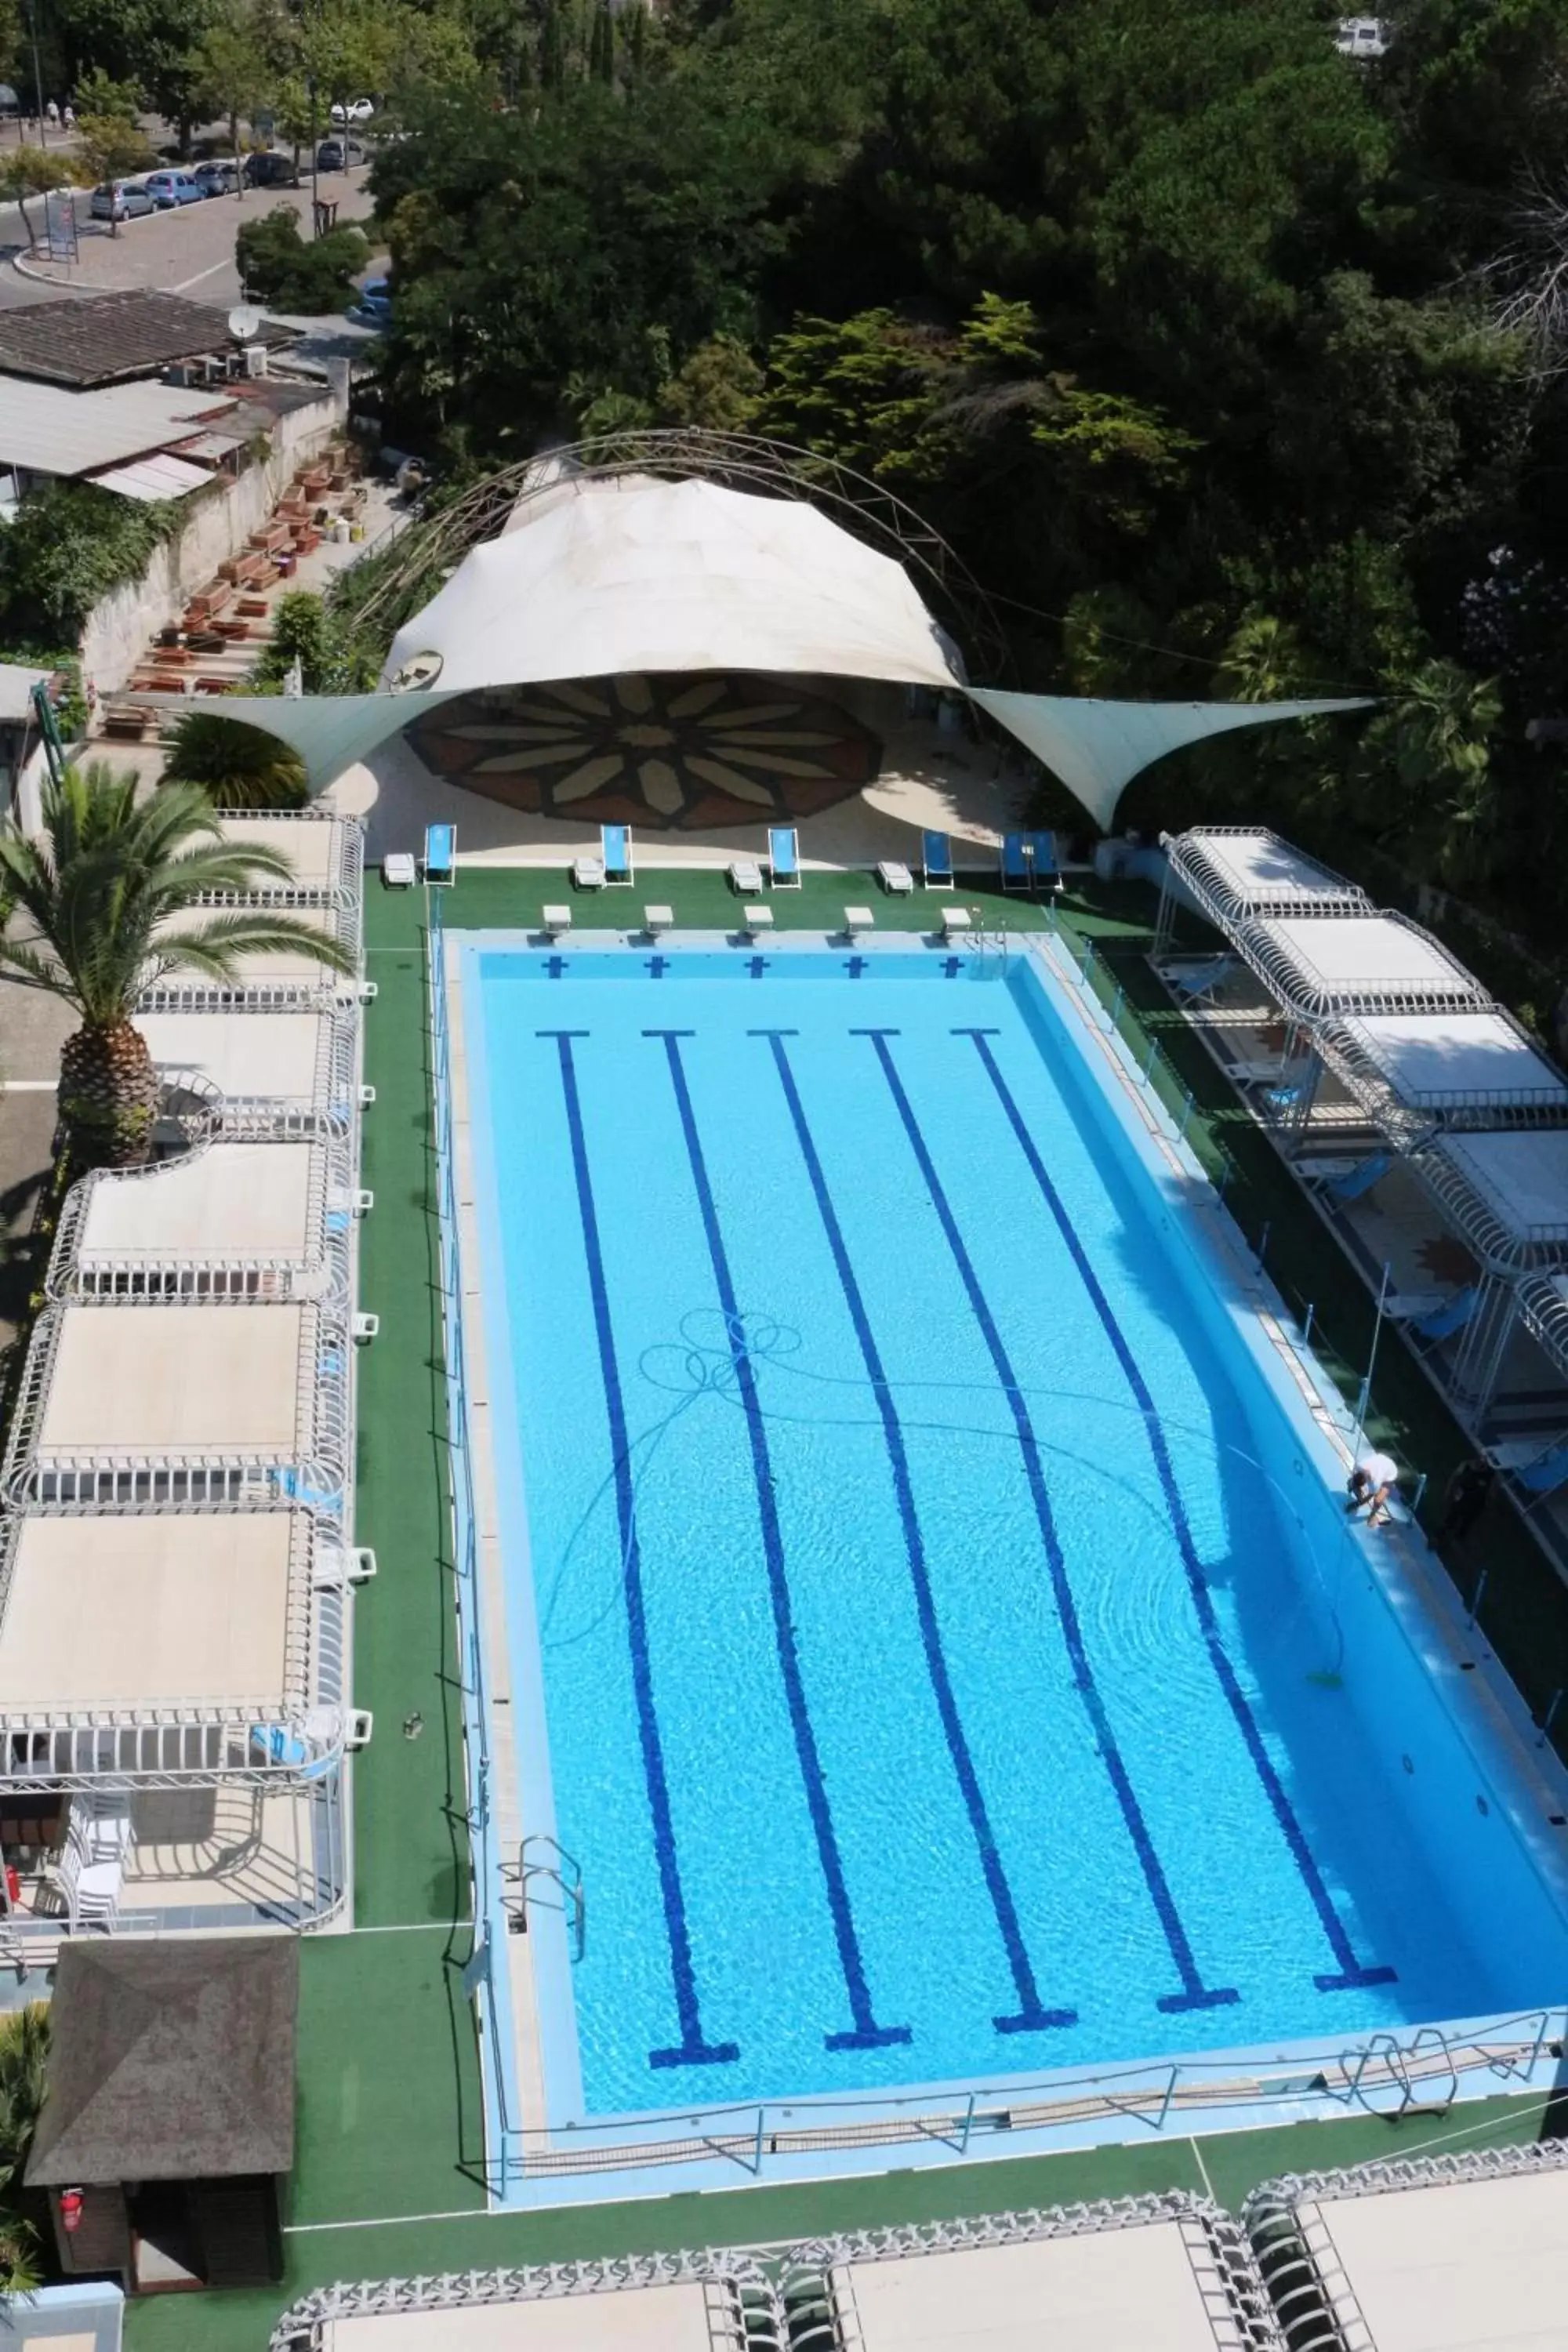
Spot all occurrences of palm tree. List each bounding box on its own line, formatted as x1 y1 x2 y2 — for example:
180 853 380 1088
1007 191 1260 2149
0 764 357 1167
160 713 309 810
0 2003 49 2203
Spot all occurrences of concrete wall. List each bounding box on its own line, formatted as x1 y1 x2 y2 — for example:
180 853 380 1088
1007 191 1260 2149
81 389 339 694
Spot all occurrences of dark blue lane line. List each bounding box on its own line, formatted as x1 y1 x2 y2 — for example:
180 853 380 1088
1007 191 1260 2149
754 1029 1074 2037
648 1028 911 2053
856 1027 1236 2017
957 1026 1395 1994
539 1031 739 2069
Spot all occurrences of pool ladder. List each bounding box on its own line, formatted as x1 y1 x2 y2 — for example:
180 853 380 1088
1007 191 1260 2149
519 1834 586 1962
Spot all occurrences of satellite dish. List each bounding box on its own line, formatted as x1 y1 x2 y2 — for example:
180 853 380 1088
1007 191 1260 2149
390 651 444 694
227 304 263 343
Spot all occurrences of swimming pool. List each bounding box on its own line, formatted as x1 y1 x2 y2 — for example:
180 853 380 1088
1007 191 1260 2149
450 936 1568 2133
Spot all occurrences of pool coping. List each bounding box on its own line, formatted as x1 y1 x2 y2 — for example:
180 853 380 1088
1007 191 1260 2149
434 924 1568 2209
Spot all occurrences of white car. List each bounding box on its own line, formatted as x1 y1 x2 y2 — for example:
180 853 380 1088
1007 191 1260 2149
331 96 375 124
1335 16 1391 58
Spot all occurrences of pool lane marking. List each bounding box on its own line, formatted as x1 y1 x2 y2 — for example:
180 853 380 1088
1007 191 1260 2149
539 1030 740 2070
956 1025 1395 1995
648 1027 912 2053
753 1028 1075 2036
855 1027 1237 2018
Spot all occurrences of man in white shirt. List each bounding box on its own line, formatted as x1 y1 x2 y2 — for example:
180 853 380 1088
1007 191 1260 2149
1346 1449 1399 1528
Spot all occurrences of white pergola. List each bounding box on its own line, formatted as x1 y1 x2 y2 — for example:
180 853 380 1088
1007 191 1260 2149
1316 1009 1568 1146
1405 1130 1568 1407
1156 826 1370 952
47 1137 355 1305
1236 912 1484 1025
274 2254 783 2352
137 1004 361 1137
209 808 363 909
140 899 364 1013
1247 2142 1568 2352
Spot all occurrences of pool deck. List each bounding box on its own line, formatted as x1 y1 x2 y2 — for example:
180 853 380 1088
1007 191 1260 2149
122 868 1568 2350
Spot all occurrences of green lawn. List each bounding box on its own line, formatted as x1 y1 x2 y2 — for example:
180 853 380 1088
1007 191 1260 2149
123 865 1568 2347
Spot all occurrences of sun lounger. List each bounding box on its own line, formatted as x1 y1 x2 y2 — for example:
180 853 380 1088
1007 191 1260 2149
920 830 954 888
572 855 606 889
1486 1436 1568 1501
1406 1285 1479 1346
768 826 802 888
601 822 633 885
1309 1150 1391 1204
730 857 764 894
1167 953 1236 1005
941 906 971 940
423 824 456 885
541 904 572 940
382 853 416 889
877 860 914 895
1000 829 1061 893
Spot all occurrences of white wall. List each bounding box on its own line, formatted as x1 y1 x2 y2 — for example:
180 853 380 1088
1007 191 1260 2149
81 390 339 694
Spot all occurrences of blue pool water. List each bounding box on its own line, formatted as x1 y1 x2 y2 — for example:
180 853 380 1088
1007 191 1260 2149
462 945 1567 2118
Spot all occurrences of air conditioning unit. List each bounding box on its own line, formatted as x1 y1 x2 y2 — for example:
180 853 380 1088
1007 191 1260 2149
244 343 270 379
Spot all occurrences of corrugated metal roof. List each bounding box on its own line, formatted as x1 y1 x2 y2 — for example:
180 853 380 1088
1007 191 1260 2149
0 375 238 478
89 451 216 503
0 290 296 388
0 661 49 725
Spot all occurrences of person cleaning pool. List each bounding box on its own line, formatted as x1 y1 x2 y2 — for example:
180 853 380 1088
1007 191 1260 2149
1346 1449 1399 1528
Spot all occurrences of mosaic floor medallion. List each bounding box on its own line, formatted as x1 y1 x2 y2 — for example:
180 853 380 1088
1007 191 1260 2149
405 671 883 829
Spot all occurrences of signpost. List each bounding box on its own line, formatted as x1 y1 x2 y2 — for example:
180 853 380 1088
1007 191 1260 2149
42 187 77 264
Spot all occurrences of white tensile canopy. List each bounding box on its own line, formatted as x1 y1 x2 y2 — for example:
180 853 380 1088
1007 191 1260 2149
1161 825 1371 927
150 476 1370 825
1327 1011 1568 1122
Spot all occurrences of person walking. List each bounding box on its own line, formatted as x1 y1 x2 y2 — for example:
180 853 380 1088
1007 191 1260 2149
62 103 74 132
44 98 58 129
1439 1456 1494 1542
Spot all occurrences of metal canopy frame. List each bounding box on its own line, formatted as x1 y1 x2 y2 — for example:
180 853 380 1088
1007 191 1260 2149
1158 826 1370 952
1409 1134 1568 1273
201 806 365 911
137 895 364 1014
1236 911 1484 1024
148 998 361 1138
1314 1007 1568 1148
1 1298 349 1513
46 1130 355 1307
0 1508 348 1788
1513 1272 1568 1388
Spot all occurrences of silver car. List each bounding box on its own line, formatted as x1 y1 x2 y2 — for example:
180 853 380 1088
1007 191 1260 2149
89 180 155 222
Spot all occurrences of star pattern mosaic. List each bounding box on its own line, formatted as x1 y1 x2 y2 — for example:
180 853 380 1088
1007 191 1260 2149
405 671 883 830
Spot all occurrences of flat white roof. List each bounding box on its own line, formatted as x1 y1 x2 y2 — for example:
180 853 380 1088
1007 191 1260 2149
1304 2168 1568 2351
76 1142 318 1264
1178 828 1367 913
36 1303 307 1454
833 2227 1242 2352
325 2285 725 2351
0 1513 296 1710
1428 1130 1568 1246
1244 913 1482 1017
1337 1011 1568 1110
216 815 343 891
136 1010 335 1101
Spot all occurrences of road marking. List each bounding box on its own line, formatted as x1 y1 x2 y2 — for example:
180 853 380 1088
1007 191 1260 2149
1189 2137 1215 2200
1 1080 56 1091
172 254 236 292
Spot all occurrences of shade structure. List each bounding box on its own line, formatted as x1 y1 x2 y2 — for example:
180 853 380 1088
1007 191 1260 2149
972 694 1372 833
277 2256 782 2352
1161 825 1371 929
143 902 360 1007
49 1138 345 1304
1410 1129 1568 1271
1248 2147 1568 2352
1515 1269 1568 1385
136 1007 355 1133
1321 1011 1568 1139
324 2286 745 2350
0 1511 304 1716
213 810 360 904
1237 912 1484 1023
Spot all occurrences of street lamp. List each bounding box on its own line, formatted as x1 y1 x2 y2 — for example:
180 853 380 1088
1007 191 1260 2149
24 0 46 147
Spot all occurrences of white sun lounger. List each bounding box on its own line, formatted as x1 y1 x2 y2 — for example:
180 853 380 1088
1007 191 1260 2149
381 853 416 889
572 855 607 889
730 858 764 895
877 861 914 895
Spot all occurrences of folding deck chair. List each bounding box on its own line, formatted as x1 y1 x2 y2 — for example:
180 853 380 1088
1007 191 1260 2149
1000 829 1061 894
601 822 633 886
1309 1150 1392 1205
1166 954 1236 1006
423 824 456 884
1486 1436 1568 1508
920 830 954 889
768 826 802 888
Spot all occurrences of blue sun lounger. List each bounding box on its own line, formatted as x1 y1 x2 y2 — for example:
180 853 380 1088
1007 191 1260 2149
768 826 802 888
1311 1150 1392 1205
601 822 633 886
423 823 456 884
1000 829 1062 893
1409 1286 1479 1348
920 830 955 889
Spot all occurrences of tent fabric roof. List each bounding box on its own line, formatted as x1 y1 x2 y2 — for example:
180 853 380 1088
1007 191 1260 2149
325 2285 734 2350
0 376 238 478
27 1936 298 2185
136 1008 341 1114
1325 1011 1568 1124
1163 826 1371 926
74 1140 320 1265
1413 1130 1568 1266
31 1301 311 1457
384 474 966 698
1239 913 1483 1021
971 695 1372 834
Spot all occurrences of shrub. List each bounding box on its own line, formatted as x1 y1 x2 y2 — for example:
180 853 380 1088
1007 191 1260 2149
237 210 370 314
0 486 171 652
161 713 309 809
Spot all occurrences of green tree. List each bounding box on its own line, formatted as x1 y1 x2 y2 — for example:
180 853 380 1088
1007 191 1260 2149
0 148 76 251
161 713 310 807
0 768 354 1165
587 0 612 84
237 207 368 308
0 484 168 647
194 0 272 187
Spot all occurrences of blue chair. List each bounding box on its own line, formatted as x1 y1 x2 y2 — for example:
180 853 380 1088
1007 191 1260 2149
1168 954 1236 1006
1000 830 1062 894
1410 1286 1479 1348
601 822 633 886
768 826 801 888
423 823 456 884
1317 1151 1392 1205
920 830 955 889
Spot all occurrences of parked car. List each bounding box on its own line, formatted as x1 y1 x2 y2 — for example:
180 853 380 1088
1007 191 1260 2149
352 276 391 326
0 84 20 117
314 136 366 171
330 97 375 124
1335 16 1390 56
194 158 240 196
143 169 205 208
89 180 156 223
245 151 300 188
